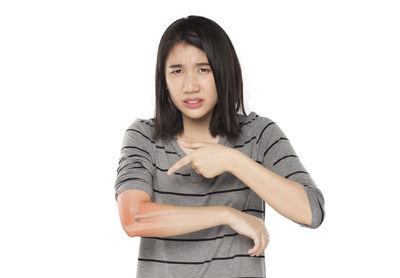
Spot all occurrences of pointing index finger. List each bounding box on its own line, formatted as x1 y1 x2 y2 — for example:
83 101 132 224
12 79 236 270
167 155 192 175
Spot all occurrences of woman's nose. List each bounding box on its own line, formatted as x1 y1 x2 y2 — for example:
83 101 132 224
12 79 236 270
183 72 200 92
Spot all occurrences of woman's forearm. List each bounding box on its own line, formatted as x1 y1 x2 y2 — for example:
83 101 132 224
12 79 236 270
124 201 233 238
229 149 313 226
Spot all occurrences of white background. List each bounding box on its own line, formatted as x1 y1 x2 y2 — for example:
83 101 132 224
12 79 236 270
1 0 399 277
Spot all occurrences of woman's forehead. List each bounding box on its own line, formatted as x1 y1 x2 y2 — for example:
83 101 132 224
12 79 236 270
166 43 208 64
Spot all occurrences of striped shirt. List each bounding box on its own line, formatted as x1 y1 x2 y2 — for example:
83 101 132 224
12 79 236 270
114 111 325 278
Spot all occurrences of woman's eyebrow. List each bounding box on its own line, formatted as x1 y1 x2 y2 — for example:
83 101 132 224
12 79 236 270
167 62 210 68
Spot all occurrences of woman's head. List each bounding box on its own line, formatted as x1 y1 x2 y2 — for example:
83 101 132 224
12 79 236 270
152 15 246 143
165 42 219 129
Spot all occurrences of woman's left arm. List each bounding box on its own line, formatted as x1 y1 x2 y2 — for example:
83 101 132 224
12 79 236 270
227 120 325 229
228 150 314 227
167 120 325 229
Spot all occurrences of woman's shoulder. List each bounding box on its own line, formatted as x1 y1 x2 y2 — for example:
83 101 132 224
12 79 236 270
237 111 276 132
122 117 156 155
126 116 154 135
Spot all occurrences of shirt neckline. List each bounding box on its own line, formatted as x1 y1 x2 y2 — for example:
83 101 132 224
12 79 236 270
172 133 226 158
170 111 256 158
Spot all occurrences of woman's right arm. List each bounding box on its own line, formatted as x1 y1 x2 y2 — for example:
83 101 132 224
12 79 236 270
117 189 234 238
118 189 269 257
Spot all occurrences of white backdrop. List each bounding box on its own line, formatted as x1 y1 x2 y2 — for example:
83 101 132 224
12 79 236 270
1 0 399 277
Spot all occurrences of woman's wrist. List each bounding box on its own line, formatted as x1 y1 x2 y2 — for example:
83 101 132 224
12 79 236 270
225 206 238 227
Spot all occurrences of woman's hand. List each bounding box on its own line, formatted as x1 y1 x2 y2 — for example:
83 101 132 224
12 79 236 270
228 208 270 257
167 140 237 178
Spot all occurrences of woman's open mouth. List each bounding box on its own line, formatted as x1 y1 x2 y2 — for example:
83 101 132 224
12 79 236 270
183 99 204 108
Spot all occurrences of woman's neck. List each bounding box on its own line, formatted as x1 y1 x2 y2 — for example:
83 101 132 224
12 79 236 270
178 112 217 142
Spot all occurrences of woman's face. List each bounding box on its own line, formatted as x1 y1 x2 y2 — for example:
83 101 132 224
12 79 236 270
165 42 218 122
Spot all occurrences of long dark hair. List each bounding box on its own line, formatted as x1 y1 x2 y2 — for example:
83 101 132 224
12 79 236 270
152 15 247 144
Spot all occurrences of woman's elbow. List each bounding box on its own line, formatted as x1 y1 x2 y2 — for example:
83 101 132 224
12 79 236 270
310 197 325 229
300 189 325 229
311 208 325 229
123 224 138 237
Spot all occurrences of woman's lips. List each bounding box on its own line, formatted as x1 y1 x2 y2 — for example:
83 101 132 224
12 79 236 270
183 99 204 108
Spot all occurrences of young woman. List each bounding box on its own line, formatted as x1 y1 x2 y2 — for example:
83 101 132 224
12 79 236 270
115 15 325 278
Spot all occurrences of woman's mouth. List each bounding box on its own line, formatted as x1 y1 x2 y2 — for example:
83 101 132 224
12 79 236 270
183 99 204 108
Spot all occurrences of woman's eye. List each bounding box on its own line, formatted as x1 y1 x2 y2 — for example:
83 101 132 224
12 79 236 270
171 70 182 74
199 68 210 73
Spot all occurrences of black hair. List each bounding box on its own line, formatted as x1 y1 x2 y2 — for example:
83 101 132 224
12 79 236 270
152 15 247 144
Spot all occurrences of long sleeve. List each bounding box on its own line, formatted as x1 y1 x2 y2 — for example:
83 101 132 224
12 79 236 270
114 118 155 202
256 116 325 229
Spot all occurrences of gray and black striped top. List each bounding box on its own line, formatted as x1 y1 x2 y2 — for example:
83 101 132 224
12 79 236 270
114 111 325 278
